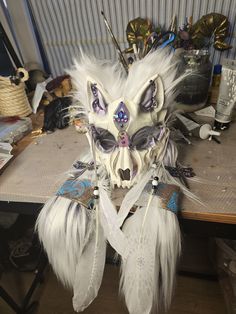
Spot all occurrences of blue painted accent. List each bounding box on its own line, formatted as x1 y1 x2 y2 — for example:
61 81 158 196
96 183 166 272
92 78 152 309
57 179 92 199
159 32 176 49
167 192 179 213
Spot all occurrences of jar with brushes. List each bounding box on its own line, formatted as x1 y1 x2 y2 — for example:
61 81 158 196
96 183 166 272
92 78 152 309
176 49 212 112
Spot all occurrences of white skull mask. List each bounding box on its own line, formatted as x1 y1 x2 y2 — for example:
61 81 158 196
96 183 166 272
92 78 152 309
70 51 179 188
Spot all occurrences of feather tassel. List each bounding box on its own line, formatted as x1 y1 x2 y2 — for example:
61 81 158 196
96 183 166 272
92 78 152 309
120 195 181 314
99 186 127 257
117 168 153 227
72 202 106 312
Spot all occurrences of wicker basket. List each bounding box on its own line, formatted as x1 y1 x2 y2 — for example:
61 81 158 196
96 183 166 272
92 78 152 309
0 76 32 117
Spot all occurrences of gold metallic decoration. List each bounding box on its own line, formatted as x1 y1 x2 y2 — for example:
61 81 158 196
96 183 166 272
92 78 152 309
125 17 154 54
190 13 232 50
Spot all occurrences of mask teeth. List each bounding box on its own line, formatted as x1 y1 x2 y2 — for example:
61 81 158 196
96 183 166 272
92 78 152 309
121 181 131 189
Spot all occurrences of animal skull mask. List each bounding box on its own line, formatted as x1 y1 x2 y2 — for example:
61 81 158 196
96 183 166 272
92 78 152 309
38 50 186 314
70 50 180 188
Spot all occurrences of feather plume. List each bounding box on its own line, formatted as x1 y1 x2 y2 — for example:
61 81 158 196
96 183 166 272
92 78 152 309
99 186 127 257
120 195 181 314
72 202 106 312
36 196 92 288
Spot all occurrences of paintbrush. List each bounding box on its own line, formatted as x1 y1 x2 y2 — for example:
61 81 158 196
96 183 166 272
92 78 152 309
101 11 129 74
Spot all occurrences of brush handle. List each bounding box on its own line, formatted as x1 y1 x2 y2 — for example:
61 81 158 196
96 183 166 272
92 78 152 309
101 11 129 73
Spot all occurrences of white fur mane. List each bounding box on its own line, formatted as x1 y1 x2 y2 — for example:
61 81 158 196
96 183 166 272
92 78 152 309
68 49 183 117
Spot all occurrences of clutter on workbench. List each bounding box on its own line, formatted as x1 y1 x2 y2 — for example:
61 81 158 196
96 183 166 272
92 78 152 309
42 96 71 133
25 62 49 92
37 75 73 133
209 64 222 106
174 13 231 108
0 142 13 171
176 49 212 107
214 59 236 131
0 69 32 117
175 112 220 141
0 116 32 144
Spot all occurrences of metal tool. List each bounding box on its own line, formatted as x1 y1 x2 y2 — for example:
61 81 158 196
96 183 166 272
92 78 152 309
101 11 129 74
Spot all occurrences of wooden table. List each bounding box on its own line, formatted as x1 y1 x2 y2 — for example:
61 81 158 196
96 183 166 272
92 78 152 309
0 114 235 238
178 121 236 238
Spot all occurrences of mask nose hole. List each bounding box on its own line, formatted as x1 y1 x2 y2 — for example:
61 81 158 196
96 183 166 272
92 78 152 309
118 169 130 181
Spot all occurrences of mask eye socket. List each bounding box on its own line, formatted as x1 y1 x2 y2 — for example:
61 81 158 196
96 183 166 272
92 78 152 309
130 126 162 151
91 126 117 153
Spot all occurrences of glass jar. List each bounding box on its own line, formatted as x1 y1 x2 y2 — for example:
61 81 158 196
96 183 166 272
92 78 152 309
176 50 212 106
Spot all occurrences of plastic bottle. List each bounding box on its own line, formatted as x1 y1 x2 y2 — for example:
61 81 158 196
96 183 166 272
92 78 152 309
175 113 220 140
214 59 236 130
210 64 222 106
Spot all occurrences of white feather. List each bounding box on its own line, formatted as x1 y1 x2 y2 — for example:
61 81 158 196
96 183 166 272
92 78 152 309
72 203 106 312
99 186 127 257
36 196 92 288
120 198 159 314
117 168 154 227
120 195 181 314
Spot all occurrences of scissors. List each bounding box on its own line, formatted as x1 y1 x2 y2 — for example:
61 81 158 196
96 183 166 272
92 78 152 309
148 31 176 51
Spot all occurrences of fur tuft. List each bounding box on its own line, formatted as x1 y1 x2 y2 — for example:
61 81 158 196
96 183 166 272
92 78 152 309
36 196 93 288
68 49 184 121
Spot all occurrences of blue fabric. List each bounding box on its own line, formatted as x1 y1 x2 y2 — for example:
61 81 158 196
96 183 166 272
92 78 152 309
56 178 93 208
167 191 179 214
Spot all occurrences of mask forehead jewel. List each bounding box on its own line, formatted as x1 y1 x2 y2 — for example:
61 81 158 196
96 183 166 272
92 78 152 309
113 101 130 130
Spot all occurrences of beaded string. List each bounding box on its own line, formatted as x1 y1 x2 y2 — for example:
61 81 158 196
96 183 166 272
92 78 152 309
141 176 159 231
89 127 100 254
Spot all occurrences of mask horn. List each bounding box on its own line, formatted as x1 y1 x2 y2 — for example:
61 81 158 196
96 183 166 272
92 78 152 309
88 81 108 115
136 75 165 113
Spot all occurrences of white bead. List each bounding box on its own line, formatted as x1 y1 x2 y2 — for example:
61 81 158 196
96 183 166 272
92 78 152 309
93 189 99 196
152 179 158 186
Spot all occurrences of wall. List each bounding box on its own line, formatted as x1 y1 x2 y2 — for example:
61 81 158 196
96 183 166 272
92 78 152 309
6 0 43 68
28 0 236 76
